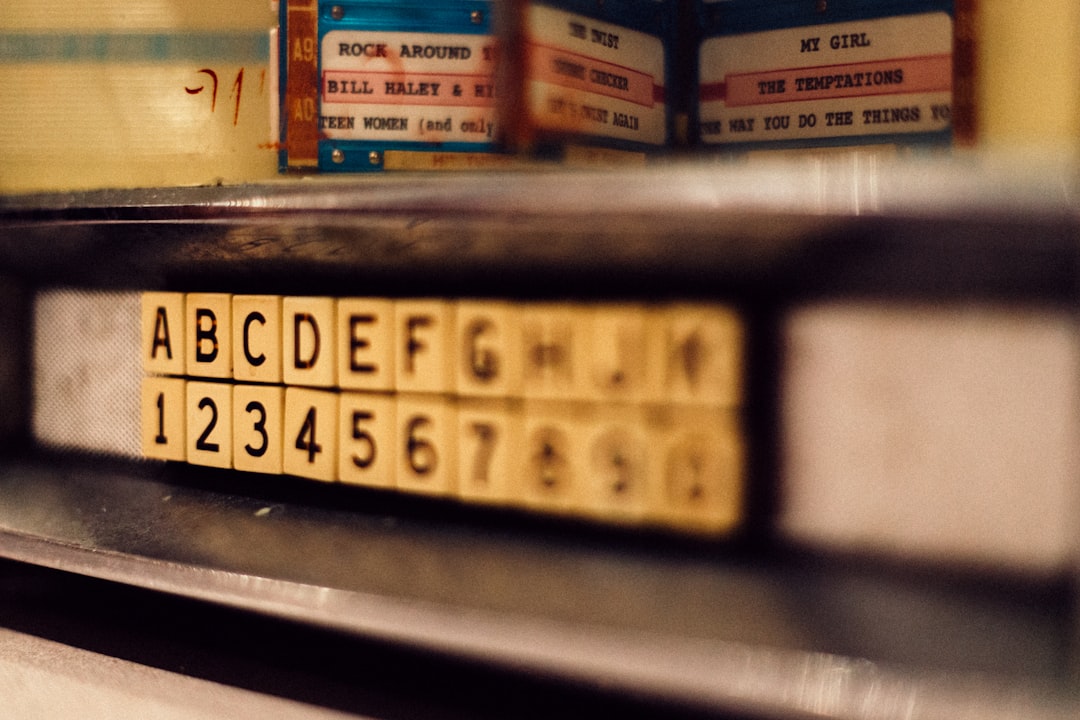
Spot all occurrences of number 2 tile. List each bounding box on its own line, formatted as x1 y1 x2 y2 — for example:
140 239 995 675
186 381 233 469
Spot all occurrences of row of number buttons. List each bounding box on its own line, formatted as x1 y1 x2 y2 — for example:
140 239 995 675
143 377 743 532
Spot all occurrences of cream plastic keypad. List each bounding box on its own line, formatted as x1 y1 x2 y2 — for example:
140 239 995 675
141 292 745 533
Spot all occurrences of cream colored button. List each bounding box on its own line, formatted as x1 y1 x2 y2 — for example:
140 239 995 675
283 387 339 482
232 384 284 475
338 391 396 488
141 292 185 377
455 301 522 398
396 394 457 497
232 295 283 384
186 381 233 469
396 300 455 394
584 304 648 402
338 298 395 391
578 405 651 523
456 397 520 504
185 294 233 379
282 297 336 388
514 400 591 515
520 304 587 400
141 376 186 461
644 406 743 533
648 304 743 406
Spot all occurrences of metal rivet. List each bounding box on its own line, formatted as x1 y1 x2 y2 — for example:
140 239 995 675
470 10 483 24
816 0 827 12
330 5 344 20
368 151 382 165
331 148 345 164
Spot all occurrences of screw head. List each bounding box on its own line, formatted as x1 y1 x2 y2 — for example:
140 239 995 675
816 0 827 12
330 5 344 20
331 148 345 164
368 151 382 165
470 10 483 24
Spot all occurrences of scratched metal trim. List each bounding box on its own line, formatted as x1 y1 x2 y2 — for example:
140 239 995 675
0 158 1075 302
0 458 1074 719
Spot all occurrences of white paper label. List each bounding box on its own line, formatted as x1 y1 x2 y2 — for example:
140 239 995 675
699 13 953 144
525 5 666 146
320 31 497 143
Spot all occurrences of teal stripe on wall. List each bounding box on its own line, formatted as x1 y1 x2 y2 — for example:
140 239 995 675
0 32 269 63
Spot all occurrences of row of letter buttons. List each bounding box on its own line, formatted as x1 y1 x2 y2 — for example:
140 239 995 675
142 293 743 406
142 379 743 531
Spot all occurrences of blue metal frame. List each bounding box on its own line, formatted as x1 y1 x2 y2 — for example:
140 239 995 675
307 0 495 172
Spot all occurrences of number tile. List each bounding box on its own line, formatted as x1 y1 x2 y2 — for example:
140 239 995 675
232 384 285 475
396 394 457 497
185 381 233 469
338 391 396 488
644 406 743 533
283 387 339 482
140 376 186 461
578 405 652 523
514 400 591 514
455 397 521 505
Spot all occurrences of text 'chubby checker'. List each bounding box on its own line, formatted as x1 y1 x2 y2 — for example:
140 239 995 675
141 293 745 532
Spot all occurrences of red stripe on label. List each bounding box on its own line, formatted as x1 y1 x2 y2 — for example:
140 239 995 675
528 42 657 108
699 82 727 102
722 54 952 108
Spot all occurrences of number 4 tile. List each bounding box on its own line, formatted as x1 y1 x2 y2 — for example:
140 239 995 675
283 387 339 482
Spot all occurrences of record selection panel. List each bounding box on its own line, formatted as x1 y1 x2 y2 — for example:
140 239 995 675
140 293 744 532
